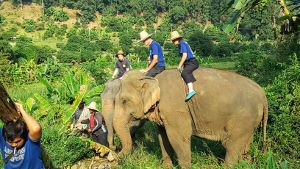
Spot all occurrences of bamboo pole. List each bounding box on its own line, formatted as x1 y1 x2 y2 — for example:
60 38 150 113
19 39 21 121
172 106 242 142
0 83 21 123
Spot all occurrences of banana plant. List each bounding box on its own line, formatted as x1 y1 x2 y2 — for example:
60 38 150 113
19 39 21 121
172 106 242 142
224 0 300 34
37 69 104 124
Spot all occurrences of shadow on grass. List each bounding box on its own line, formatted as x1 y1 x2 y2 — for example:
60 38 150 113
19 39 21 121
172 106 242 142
133 121 226 167
191 136 226 162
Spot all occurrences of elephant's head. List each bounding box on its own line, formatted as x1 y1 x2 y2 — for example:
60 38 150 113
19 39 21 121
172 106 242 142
113 71 160 155
101 79 121 117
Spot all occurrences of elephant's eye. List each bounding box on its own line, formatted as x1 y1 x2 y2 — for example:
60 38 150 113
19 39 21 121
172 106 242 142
122 99 126 105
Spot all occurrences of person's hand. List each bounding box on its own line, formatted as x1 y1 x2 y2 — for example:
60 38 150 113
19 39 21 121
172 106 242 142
15 102 25 116
140 69 148 73
177 67 183 73
77 119 82 123
87 128 92 133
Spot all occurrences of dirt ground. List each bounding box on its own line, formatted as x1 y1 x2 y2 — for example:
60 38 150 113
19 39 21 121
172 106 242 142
70 156 117 169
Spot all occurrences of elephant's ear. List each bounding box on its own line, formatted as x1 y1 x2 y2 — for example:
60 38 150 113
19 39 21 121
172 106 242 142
140 77 160 114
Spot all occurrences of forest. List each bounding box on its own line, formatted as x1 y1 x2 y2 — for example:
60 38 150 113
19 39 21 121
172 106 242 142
0 0 299 168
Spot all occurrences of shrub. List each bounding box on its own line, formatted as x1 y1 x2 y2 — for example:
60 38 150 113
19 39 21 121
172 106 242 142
119 32 133 51
53 10 69 22
188 31 214 57
169 6 188 24
36 46 56 64
55 24 68 38
13 41 38 62
81 56 113 84
265 56 300 164
0 15 5 25
45 6 55 16
22 19 36 32
42 123 94 167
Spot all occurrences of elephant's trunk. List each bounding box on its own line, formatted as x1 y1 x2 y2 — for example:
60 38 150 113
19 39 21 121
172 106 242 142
114 117 132 156
113 104 133 156
102 99 116 150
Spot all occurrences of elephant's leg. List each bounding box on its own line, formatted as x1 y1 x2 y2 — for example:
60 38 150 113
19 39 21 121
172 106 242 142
242 135 253 162
164 115 192 169
158 126 173 168
106 122 116 150
223 132 253 166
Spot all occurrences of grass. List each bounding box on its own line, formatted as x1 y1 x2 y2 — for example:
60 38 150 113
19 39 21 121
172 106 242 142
7 82 47 102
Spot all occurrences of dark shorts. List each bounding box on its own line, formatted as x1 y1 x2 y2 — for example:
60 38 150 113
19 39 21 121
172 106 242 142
146 66 165 77
181 58 199 83
92 132 108 147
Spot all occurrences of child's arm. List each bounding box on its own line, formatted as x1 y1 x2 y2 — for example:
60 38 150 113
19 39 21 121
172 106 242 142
15 103 41 141
178 53 187 70
112 68 119 78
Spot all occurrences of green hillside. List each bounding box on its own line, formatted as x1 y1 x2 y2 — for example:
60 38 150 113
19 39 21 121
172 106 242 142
0 0 300 168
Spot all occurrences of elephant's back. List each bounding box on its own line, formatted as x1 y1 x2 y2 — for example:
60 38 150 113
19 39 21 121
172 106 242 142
158 68 265 97
156 68 266 139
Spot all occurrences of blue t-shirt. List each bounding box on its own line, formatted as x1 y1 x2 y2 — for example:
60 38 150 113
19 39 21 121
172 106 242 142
0 128 44 169
178 40 195 61
149 40 165 67
115 59 131 78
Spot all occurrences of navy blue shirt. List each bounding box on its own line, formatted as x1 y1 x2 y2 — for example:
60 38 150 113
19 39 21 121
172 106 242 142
115 59 130 78
178 40 195 61
0 128 44 169
149 40 165 67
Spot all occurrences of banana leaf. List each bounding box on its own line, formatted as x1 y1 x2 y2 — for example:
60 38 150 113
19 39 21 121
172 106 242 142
85 85 104 99
0 83 21 123
33 93 51 115
62 85 87 123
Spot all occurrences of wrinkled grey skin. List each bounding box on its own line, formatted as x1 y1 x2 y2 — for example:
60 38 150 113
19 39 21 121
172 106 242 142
113 69 268 169
101 79 143 150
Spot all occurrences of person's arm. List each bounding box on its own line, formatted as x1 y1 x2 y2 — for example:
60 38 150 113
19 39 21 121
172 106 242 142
126 60 130 72
178 41 188 71
146 55 158 72
147 56 151 66
78 108 89 121
80 119 90 124
112 68 119 78
178 53 187 70
91 113 102 133
15 103 41 141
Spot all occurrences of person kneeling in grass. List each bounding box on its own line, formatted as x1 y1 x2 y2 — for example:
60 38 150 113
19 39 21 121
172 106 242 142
171 31 199 102
80 102 108 147
0 103 44 169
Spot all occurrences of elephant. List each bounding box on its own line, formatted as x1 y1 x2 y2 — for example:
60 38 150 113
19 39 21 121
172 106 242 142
101 79 144 150
112 68 268 168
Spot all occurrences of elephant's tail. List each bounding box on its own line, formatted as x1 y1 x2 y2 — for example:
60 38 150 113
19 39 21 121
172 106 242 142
262 99 268 153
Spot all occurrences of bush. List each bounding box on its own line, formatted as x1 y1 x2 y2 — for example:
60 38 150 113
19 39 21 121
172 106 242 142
43 22 59 39
13 41 38 62
188 31 214 57
53 10 69 22
265 56 300 164
169 6 188 24
119 32 133 51
101 16 133 32
43 30 55 40
0 15 5 25
55 24 68 38
45 6 55 16
42 124 94 167
36 46 56 64
81 56 113 84
22 19 36 32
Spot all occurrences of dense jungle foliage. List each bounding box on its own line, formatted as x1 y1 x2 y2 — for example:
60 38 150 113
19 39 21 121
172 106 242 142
0 0 299 168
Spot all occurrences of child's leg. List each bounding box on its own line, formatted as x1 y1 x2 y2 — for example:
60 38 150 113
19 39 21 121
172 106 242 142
187 82 194 93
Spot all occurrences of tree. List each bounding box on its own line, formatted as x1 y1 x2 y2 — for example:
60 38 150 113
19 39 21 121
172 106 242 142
169 6 188 24
224 0 300 35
